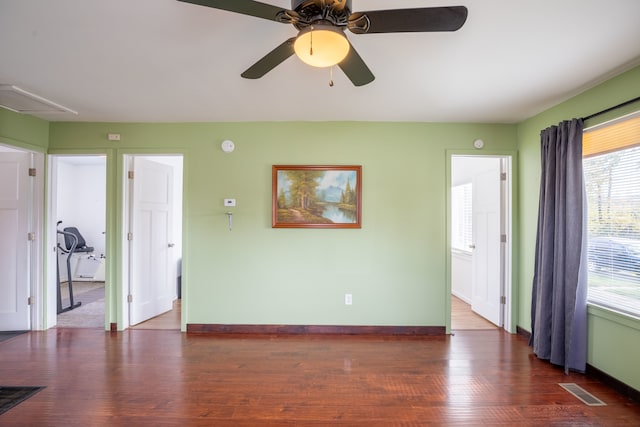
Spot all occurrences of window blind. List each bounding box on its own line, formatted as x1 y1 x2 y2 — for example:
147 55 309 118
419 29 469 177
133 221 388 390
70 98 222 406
583 113 640 157
583 111 640 317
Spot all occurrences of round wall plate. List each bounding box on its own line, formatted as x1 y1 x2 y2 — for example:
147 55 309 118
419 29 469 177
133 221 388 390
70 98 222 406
221 140 235 153
473 139 484 149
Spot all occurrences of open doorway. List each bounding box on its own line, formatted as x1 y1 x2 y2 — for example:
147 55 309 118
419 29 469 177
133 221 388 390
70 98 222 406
124 155 183 330
450 155 512 331
50 155 106 329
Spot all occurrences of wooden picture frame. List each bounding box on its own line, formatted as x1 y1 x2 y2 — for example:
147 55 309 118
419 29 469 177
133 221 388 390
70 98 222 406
272 165 362 228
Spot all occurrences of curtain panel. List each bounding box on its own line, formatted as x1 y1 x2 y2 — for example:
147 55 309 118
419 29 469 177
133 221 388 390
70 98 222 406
530 118 587 373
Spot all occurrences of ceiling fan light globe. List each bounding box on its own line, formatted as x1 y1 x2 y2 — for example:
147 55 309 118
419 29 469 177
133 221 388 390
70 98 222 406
294 25 350 68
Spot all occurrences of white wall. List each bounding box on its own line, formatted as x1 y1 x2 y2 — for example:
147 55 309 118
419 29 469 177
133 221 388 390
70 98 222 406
452 156 501 186
56 158 106 256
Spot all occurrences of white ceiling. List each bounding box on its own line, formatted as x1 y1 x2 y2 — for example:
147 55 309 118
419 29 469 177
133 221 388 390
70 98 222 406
1 0 639 124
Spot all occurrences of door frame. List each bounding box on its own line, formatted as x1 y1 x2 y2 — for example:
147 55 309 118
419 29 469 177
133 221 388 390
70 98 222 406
121 152 184 330
446 149 519 334
46 149 112 329
30 149 45 330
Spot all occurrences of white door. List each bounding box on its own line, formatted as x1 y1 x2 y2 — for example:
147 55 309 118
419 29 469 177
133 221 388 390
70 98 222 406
471 162 503 326
129 157 174 325
0 152 30 331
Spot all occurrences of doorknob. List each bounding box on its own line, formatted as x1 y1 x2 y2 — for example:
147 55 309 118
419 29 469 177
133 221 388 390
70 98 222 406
168 243 175 248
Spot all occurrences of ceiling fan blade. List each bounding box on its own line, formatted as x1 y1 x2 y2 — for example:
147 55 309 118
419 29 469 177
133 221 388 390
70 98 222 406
338 44 375 87
177 0 286 22
241 38 296 79
348 6 468 34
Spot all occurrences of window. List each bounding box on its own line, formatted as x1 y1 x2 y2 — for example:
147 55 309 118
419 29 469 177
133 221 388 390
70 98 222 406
583 112 640 317
451 183 472 253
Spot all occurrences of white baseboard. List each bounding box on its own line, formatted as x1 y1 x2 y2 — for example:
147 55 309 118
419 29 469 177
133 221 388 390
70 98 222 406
452 290 472 305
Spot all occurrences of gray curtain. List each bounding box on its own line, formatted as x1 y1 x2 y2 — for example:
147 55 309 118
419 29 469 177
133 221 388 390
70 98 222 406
530 118 588 373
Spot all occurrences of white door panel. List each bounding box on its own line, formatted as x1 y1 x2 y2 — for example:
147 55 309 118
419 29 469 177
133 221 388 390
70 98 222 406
0 152 30 330
471 163 502 326
129 157 173 325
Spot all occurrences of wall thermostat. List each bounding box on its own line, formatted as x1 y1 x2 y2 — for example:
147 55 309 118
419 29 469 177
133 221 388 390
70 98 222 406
473 139 485 149
221 140 235 153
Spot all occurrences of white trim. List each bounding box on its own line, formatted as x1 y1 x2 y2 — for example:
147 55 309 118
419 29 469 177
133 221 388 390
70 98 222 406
502 156 514 333
45 157 60 329
452 290 472 305
29 151 45 330
122 155 133 328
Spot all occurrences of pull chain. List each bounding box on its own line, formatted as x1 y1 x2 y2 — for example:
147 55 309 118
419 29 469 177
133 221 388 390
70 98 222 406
309 27 314 56
329 66 334 87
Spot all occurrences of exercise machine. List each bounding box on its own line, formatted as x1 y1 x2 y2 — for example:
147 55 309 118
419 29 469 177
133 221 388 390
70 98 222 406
56 221 83 314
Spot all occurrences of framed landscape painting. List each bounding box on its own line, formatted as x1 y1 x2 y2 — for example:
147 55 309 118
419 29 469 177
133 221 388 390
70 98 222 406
272 165 362 228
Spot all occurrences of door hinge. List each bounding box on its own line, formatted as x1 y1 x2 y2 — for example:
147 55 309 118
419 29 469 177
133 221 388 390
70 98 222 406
127 232 133 241
500 234 507 243
127 294 133 303
500 172 507 181
27 232 36 241
500 296 506 304
28 296 34 305
128 171 134 179
28 167 37 177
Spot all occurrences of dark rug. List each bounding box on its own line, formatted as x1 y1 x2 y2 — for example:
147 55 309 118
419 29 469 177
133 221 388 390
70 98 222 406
0 386 45 415
0 331 27 343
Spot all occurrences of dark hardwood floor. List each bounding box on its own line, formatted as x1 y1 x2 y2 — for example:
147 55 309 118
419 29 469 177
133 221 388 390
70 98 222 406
0 329 638 426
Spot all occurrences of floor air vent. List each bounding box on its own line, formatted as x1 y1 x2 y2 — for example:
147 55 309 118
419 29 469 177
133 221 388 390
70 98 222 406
559 383 606 406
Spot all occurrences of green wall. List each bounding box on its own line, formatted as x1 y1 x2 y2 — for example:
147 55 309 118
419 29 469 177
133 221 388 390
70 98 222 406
48 121 517 329
0 107 49 150
8 63 640 392
516 65 640 390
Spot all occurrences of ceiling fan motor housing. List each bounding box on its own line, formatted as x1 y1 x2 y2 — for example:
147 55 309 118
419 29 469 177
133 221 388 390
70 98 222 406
291 0 352 28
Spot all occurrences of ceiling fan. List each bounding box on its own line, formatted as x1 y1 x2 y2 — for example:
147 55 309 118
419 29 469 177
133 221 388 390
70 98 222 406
177 0 468 86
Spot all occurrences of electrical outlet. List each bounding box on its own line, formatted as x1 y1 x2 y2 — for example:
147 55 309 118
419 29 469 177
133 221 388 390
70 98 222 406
345 293 352 305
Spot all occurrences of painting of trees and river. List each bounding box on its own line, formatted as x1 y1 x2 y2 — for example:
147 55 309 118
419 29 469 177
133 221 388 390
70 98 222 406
273 166 361 228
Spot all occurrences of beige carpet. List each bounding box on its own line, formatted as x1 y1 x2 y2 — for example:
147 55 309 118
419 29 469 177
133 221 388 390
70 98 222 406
59 281 103 300
57 282 104 328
